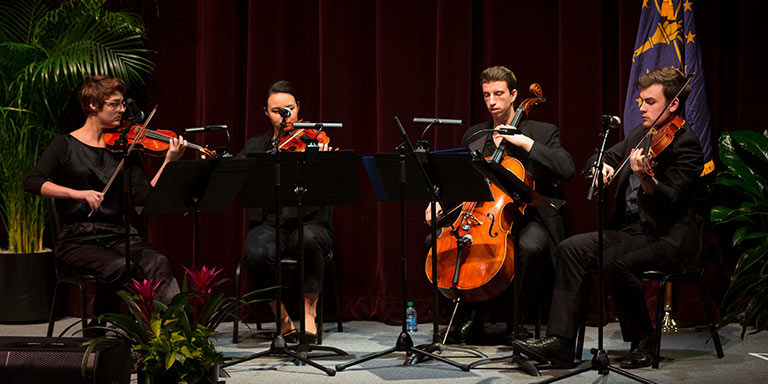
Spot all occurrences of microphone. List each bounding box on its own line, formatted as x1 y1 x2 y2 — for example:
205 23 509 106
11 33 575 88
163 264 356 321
495 127 522 135
124 98 144 122
601 114 621 129
277 107 292 118
461 234 474 245
413 117 462 125
184 125 228 133
293 122 343 129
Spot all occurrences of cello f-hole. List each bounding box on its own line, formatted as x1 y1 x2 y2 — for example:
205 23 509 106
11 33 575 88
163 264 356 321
486 213 498 238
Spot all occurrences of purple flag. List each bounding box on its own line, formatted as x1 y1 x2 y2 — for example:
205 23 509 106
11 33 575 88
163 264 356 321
623 0 713 162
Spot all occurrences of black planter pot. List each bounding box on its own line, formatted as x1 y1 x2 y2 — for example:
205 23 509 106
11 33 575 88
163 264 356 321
0 251 56 323
137 364 220 384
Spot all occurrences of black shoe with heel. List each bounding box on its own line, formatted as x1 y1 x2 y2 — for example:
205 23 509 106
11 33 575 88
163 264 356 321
281 329 299 344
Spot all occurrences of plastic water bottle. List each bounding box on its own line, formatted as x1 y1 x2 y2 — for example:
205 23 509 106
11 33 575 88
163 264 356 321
406 301 418 333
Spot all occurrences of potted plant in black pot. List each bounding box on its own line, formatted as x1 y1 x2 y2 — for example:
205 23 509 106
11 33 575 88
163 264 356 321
711 130 768 338
76 266 269 384
0 0 152 322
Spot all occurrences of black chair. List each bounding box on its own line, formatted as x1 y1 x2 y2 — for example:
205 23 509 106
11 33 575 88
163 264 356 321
232 250 343 344
45 198 99 337
575 183 725 367
639 183 724 368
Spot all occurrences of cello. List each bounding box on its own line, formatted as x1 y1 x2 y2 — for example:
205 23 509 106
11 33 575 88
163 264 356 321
425 83 546 303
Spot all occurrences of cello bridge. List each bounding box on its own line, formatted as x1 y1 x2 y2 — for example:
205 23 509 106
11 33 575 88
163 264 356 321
463 213 482 226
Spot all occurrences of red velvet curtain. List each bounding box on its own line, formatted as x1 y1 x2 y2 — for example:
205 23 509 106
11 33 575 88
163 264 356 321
119 0 761 325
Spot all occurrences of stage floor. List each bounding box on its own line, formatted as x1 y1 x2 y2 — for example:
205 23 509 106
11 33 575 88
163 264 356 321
2 318 766 383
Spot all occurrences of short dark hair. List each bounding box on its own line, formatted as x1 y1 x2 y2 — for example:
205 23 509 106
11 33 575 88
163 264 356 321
78 76 126 115
637 67 690 104
263 80 298 108
480 66 517 92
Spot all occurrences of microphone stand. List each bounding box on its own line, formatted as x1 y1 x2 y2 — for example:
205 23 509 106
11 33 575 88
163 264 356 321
116 113 141 285
536 120 655 384
224 116 335 376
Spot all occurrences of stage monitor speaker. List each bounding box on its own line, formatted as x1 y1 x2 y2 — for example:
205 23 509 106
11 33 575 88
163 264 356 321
0 336 130 384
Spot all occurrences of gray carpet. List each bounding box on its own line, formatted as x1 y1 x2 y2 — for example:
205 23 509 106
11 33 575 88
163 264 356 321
2 318 767 383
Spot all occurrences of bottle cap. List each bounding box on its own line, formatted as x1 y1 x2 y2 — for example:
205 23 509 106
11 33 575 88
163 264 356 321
407 301 414 306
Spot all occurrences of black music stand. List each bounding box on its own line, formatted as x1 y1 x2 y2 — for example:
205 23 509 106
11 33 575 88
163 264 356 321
336 148 493 372
137 159 229 269
224 150 359 376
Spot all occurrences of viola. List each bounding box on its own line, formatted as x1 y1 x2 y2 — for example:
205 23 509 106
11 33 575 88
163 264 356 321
277 125 330 152
103 121 216 158
426 83 544 302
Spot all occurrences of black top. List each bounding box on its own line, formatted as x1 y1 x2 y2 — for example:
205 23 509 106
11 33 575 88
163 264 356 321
585 120 704 270
238 132 332 228
24 134 151 242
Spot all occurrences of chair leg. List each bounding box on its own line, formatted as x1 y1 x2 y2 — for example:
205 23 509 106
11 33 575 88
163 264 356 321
232 261 242 344
317 292 324 345
653 280 667 369
535 295 542 339
575 323 586 361
330 260 343 333
697 280 724 358
47 281 63 337
78 281 88 331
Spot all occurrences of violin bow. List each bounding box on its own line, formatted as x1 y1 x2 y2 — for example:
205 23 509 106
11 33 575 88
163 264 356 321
88 105 158 217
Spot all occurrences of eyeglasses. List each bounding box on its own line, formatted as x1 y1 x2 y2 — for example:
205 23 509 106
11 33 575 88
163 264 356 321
104 100 126 110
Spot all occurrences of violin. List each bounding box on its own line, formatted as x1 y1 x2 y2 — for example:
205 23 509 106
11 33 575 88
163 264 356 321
607 73 693 183
277 124 330 152
426 83 544 302
638 115 684 176
103 121 216 158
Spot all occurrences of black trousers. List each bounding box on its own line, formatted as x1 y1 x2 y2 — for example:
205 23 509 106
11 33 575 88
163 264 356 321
57 234 180 312
243 221 333 297
546 222 671 342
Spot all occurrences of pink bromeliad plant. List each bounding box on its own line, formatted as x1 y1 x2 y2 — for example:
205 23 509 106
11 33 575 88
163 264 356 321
183 266 224 324
71 266 270 384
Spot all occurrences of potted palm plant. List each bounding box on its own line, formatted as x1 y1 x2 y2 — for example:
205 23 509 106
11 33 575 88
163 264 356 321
0 0 152 321
76 266 268 384
711 130 768 339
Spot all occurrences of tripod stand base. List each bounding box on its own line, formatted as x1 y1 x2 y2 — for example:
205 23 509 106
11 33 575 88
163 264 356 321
532 348 656 384
335 331 470 372
407 342 486 365
468 352 541 376
221 335 342 376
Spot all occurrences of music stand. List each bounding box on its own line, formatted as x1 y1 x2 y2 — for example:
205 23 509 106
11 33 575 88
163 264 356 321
137 159 230 269
224 150 358 376
336 145 493 372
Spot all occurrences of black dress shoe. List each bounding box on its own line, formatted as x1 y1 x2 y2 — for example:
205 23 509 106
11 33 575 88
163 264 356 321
443 319 485 344
504 325 534 345
620 334 656 369
511 336 576 368
305 332 318 345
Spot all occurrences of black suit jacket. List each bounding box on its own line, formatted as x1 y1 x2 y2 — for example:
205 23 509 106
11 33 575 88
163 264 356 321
462 120 575 264
586 120 704 271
